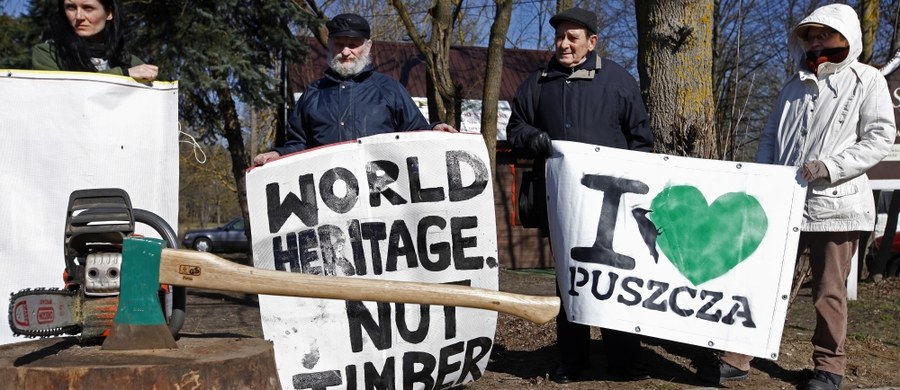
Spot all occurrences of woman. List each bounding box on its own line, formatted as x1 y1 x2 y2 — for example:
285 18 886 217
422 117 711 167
32 0 157 81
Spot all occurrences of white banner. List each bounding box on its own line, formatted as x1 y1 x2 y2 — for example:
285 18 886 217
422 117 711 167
246 132 499 390
411 97 512 139
547 141 805 359
0 70 180 345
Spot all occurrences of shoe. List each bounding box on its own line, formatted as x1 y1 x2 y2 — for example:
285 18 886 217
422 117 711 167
607 363 651 381
697 360 749 384
551 364 585 384
805 370 842 390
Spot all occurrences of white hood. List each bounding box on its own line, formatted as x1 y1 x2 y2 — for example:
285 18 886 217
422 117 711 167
788 3 861 74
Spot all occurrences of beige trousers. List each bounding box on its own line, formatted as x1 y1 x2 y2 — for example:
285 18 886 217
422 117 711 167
721 231 857 376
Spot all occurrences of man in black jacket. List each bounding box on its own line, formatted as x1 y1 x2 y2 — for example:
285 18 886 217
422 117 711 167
253 13 454 165
506 7 654 384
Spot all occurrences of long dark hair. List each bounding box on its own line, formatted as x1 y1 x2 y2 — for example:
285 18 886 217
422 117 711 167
48 0 130 71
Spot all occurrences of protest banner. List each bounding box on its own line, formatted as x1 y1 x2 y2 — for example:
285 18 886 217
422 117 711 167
547 141 805 359
0 70 179 345
246 132 499 390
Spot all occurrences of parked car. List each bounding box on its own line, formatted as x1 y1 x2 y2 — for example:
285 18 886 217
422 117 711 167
182 217 249 253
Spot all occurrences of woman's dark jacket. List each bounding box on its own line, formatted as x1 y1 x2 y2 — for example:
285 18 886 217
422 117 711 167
32 42 143 75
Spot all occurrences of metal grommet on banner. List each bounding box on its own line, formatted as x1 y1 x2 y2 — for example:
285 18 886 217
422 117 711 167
594 147 600 152
634 326 641 333
708 341 714 347
793 227 799 232
781 295 788 300
736 163 742 169
663 156 669 161
771 353 777 359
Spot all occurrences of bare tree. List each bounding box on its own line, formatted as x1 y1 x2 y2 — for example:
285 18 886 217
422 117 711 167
713 0 787 161
506 0 554 49
635 0 716 158
390 0 463 128
481 0 514 171
294 0 329 48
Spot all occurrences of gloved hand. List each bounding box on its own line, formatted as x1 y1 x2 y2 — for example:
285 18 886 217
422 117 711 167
527 132 552 158
802 160 830 183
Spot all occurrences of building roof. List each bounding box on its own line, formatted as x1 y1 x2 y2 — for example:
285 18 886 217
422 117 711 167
289 40 551 102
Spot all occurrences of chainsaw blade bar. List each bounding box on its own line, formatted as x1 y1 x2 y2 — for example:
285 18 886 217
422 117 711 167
8 288 81 338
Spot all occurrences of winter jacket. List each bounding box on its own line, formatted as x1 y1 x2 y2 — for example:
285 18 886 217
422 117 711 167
276 64 431 156
506 51 653 155
756 4 895 232
31 42 144 76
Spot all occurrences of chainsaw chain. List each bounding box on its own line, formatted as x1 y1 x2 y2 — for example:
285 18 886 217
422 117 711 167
8 288 81 338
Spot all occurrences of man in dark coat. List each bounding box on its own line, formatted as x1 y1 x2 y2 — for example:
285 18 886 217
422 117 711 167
253 13 454 165
506 7 654 384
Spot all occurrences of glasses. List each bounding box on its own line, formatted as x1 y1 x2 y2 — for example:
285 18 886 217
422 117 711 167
801 29 836 44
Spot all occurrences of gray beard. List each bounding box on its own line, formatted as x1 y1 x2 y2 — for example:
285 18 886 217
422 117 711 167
329 52 372 78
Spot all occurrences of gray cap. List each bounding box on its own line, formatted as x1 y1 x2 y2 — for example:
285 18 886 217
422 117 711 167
549 7 597 35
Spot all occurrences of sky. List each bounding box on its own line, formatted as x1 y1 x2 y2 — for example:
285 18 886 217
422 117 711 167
1 0 27 17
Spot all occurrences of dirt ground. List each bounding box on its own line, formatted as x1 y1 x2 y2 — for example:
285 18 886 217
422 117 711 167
180 261 900 390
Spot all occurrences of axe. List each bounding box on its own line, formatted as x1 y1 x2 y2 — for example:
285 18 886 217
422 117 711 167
102 236 560 350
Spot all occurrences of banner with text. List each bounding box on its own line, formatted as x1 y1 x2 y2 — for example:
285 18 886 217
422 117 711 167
0 70 179 345
547 141 805 359
246 132 499 390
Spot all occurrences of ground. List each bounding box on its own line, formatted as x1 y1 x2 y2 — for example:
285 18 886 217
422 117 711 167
181 258 900 390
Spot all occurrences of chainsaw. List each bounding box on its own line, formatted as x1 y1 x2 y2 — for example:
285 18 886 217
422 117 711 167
8 188 185 340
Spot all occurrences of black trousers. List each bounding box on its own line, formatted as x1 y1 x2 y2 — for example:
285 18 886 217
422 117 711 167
556 285 643 370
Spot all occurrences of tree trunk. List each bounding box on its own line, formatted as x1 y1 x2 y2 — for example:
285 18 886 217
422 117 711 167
216 85 253 260
428 0 461 127
481 0 513 174
390 0 462 128
635 0 716 159
295 0 328 49
860 0 880 64
556 0 573 13
893 1 900 56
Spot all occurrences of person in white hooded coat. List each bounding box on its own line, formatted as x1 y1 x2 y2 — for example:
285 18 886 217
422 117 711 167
698 4 895 390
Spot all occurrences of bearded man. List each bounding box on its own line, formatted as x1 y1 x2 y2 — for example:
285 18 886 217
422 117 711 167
253 13 454 165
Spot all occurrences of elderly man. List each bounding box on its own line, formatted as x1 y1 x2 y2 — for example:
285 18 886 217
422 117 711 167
506 7 654 384
253 13 454 165
698 4 895 390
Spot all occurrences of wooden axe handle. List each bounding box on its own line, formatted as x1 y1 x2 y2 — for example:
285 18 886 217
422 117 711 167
158 249 559 325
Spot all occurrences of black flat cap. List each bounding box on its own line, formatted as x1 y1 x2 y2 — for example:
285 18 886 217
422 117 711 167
327 13 371 39
549 7 597 35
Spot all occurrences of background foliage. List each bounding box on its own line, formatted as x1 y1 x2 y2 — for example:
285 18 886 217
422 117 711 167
1 0 897 233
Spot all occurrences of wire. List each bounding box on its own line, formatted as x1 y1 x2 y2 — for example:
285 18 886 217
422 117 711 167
179 126 207 164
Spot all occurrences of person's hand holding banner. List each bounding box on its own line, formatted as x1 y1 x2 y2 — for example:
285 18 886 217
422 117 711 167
528 131 552 158
802 160 830 183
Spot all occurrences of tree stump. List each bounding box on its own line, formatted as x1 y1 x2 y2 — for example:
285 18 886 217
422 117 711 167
0 337 280 389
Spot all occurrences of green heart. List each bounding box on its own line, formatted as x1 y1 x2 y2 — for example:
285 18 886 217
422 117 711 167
650 185 767 286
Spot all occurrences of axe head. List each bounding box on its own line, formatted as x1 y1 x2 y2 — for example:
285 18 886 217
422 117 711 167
102 236 177 350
